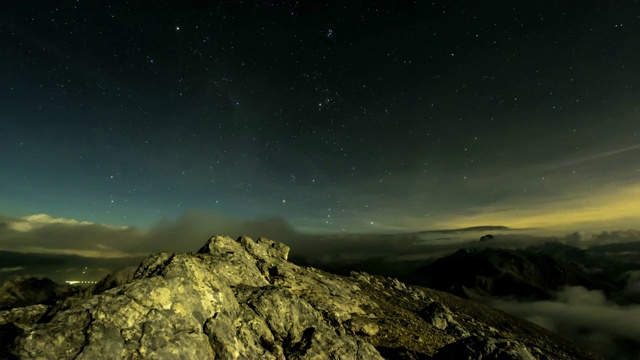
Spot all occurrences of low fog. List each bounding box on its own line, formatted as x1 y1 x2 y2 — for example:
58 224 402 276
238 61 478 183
488 286 640 360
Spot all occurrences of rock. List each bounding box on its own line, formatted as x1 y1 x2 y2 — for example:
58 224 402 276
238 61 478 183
0 304 48 325
0 235 602 360
418 301 454 330
432 336 536 360
0 304 49 360
345 315 380 336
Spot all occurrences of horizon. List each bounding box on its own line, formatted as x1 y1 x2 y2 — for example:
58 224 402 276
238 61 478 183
1 211 640 262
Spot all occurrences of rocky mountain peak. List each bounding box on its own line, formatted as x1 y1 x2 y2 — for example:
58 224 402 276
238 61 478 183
0 235 600 359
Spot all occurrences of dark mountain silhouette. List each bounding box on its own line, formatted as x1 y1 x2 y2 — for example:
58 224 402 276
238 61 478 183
0 276 77 310
403 247 619 300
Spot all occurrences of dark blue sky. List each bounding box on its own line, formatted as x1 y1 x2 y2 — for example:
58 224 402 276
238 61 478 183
2 1 639 233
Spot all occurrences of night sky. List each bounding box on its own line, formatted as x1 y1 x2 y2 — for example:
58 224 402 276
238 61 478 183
2 1 640 236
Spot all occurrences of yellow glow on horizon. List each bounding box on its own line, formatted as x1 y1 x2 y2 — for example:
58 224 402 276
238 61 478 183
443 183 640 231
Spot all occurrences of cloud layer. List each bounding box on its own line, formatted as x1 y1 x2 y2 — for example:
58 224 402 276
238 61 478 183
489 286 640 359
0 211 302 258
3 212 640 261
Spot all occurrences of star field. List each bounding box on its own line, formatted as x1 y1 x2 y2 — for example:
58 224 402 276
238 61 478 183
1 1 640 233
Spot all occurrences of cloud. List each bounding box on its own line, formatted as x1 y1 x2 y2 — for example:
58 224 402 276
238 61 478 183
0 214 144 258
1 211 639 287
592 230 640 245
0 211 300 258
488 286 640 359
8 214 95 232
0 212 514 262
0 211 306 284
0 212 520 270
545 143 640 171
416 226 512 234
2 211 639 263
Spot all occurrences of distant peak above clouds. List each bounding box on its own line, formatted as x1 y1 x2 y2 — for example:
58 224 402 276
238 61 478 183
417 225 511 234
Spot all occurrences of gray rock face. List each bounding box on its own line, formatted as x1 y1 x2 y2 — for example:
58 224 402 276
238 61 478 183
0 235 601 360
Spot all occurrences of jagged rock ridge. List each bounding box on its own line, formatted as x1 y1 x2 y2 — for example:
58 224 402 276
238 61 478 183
0 235 601 359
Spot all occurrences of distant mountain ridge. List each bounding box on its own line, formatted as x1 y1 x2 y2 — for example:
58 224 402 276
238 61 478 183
404 246 619 301
416 225 511 234
0 276 77 310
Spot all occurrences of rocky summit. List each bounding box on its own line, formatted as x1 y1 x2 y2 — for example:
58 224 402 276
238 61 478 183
0 235 600 360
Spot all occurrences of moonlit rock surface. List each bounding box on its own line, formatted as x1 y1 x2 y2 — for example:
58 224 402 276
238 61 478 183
0 235 601 360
